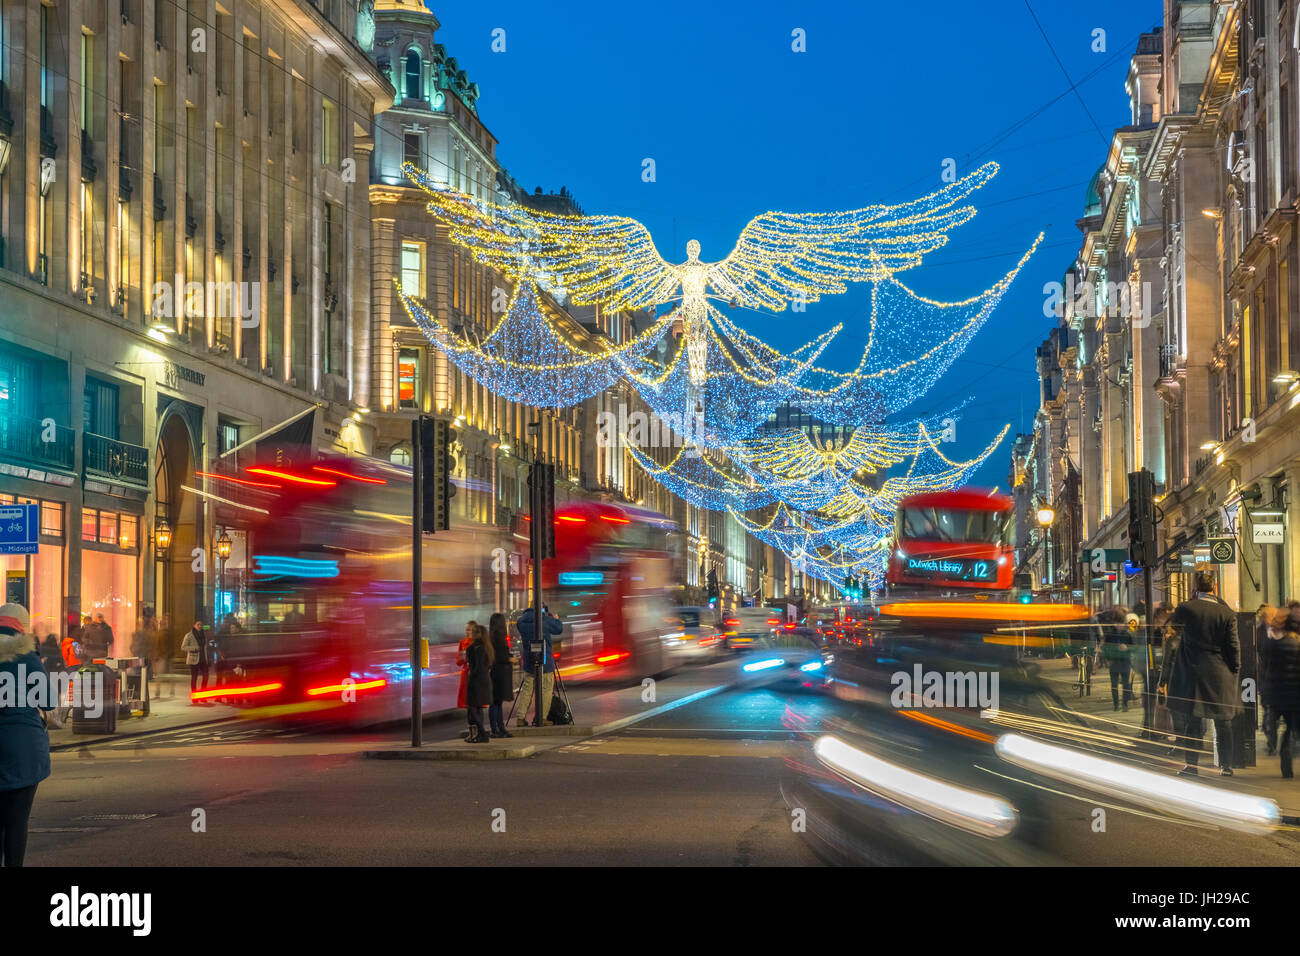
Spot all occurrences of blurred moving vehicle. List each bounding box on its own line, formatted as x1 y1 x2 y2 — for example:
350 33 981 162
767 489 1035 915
723 606 782 650
663 606 723 663
739 626 831 686
201 455 678 723
886 489 1015 594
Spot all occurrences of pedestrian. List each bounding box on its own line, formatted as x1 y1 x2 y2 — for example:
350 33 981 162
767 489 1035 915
0 603 51 866
1101 606 1136 712
181 620 209 700
515 604 562 727
38 631 62 678
487 613 514 739
1160 571 1242 776
1259 604 1282 756
83 613 114 660
59 630 80 670
1261 606 1300 778
75 614 92 664
464 623 494 743
455 621 477 735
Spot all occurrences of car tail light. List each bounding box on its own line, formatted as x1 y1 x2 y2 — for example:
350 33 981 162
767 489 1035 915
596 651 630 665
766 618 780 625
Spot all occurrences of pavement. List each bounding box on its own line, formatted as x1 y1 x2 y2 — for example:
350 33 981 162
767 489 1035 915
1036 654 1300 817
47 672 240 751
363 659 741 760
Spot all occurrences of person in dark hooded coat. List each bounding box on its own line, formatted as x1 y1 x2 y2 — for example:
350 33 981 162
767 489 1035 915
464 623 494 743
0 603 51 866
1261 605 1300 778
1160 571 1241 776
487 613 514 738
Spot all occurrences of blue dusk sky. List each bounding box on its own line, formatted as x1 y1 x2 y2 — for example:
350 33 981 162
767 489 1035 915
427 0 1162 487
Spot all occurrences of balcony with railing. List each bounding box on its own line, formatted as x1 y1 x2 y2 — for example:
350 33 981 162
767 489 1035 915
83 432 148 486
0 413 75 472
1159 343 1178 379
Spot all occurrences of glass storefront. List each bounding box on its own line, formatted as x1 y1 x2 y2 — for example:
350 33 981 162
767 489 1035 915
81 506 142 656
81 548 139 657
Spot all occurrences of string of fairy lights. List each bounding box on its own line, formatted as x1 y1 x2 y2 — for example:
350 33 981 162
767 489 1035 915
397 160 1037 590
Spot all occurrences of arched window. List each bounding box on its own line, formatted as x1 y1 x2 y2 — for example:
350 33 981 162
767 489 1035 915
389 445 412 466
404 50 422 100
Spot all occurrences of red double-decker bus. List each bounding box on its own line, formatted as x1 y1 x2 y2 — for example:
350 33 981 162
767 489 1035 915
885 489 1015 593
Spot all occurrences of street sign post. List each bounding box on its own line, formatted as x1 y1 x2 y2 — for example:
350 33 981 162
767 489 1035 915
0 503 39 554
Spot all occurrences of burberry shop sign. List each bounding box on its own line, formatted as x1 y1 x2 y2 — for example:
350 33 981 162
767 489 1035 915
158 360 206 391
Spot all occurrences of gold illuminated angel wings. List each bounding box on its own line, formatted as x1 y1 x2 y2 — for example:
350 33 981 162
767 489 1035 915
707 163 1000 310
403 160 999 314
404 162 678 310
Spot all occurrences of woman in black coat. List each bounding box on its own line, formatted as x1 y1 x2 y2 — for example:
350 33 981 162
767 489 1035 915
465 623 494 743
487 613 514 739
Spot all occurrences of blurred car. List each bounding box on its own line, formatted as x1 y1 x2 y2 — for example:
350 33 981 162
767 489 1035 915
740 625 832 686
662 606 723 663
722 606 782 650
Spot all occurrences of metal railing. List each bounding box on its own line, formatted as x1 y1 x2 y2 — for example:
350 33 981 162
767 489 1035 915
83 431 148 485
0 413 75 471
1159 343 1180 379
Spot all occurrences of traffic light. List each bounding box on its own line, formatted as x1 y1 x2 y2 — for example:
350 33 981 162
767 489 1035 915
1127 468 1158 568
419 417 455 533
528 461 555 559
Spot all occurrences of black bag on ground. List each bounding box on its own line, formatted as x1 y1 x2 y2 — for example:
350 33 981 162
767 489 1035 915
547 686 573 725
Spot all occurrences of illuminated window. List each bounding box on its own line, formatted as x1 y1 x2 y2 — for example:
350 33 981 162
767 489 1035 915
82 508 100 542
117 514 138 550
401 241 423 296
390 446 412 466
41 501 64 537
321 99 338 167
398 348 420 409
98 511 118 545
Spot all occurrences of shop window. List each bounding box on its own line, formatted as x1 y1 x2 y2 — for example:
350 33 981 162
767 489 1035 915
2 544 65 638
81 548 138 656
118 514 138 549
99 511 119 546
41 501 63 537
82 507 100 542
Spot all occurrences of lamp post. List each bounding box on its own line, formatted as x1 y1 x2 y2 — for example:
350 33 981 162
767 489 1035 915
1036 503 1055 595
216 530 232 624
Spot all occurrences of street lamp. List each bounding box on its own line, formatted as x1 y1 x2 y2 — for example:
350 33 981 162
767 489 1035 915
154 519 172 551
216 530 232 623
1036 503 1055 591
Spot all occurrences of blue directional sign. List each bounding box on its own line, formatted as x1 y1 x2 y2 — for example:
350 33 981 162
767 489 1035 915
0 504 39 555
